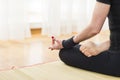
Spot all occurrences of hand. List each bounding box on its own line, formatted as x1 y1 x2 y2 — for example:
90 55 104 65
80 41 100 57
49 36 63 50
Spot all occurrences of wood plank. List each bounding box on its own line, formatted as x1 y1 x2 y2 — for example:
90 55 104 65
0 61 119 80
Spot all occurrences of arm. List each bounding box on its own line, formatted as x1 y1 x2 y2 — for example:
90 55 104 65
49 2 111 50
73 2 110 43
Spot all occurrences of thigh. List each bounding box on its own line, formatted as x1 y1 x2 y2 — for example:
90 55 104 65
59 45 94 70
59 44 110 71
59 45 120 76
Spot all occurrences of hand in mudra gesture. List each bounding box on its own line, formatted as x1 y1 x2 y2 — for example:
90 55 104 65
49 36 63 50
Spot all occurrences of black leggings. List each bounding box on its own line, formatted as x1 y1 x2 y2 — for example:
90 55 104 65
59 45 120 77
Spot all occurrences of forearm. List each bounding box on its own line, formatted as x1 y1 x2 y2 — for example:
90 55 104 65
73 25 99 43
62 24 99 48
62 24 100 49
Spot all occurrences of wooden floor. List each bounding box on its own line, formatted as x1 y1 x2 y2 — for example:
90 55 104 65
0 30 110 70
0 30 119 80
0 61 119 80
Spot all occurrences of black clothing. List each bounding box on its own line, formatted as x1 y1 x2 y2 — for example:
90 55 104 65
59 45 120 77
62 36 78 48
59 0 120 77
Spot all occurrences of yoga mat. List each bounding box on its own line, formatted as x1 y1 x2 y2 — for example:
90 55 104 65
0 61 119 80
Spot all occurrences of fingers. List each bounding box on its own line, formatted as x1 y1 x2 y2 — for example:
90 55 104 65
49 36 54 50
55 39 60 44
51 36 58 50
49 46 54 50
49 36 61 50
51 36 60 44
51 36 55 45
49 45 60 50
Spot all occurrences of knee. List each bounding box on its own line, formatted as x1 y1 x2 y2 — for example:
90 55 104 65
59 48 66 62
59 48 71 64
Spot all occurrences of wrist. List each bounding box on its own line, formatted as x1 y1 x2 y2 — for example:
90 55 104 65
62 36 79 48
60 40 64 49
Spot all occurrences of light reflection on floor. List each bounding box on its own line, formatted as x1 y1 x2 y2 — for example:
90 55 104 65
0 30 109 70
28 42 44 64
0 37 59 70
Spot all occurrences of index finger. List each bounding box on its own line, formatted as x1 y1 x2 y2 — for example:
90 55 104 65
51 36 55 45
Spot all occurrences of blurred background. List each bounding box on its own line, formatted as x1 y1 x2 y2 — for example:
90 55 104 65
0 0 109 41
0 0 110 70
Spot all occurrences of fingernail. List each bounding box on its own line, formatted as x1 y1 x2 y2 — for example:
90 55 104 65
52 36 54 39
